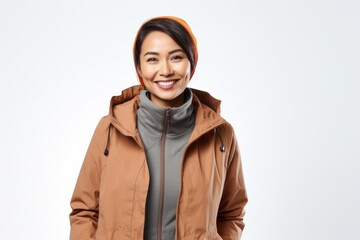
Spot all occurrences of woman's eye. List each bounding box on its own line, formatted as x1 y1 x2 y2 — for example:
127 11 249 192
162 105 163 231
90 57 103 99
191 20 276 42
171 55 183 60
146 58 157 62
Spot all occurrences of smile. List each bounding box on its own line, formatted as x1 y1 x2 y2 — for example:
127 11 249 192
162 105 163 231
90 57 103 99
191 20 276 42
157 80 176 86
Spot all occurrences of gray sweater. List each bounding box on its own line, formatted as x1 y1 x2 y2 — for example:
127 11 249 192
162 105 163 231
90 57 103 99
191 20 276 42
137 89 195 240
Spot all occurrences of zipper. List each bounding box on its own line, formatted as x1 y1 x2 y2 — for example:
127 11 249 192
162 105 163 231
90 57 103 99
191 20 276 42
158 108 171 240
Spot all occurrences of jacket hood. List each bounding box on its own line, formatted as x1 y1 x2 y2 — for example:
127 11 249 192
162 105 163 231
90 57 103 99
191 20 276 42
109 85 221 114
109 85 144 110
103 84 225 157
190 88 221 114
107 85 224 139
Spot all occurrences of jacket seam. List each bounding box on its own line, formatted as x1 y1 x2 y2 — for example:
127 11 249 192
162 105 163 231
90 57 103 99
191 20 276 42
129 150 147 239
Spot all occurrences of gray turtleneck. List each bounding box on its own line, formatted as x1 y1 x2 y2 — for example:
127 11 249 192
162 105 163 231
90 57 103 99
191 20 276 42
137 89 195 240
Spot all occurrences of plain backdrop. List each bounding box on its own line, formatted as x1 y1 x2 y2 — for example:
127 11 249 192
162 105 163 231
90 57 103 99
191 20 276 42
1 0 359 239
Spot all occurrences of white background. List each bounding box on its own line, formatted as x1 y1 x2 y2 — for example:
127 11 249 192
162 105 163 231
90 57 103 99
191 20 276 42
1 0 359 239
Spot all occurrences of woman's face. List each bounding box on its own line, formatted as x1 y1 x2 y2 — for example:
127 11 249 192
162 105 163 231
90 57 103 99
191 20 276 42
137 31 191 108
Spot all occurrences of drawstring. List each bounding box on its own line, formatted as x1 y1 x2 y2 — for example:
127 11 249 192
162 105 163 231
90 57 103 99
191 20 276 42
215 128 225 152
104 124 111 156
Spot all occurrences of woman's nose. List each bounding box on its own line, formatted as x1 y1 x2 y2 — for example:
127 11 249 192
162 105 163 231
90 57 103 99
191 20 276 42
159 61 173 76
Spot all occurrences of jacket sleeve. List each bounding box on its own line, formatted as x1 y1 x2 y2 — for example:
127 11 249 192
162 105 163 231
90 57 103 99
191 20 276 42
69 118 108 240
217 125 248 240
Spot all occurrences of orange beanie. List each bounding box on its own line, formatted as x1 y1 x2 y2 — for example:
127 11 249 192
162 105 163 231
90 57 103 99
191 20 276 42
133 16 198 86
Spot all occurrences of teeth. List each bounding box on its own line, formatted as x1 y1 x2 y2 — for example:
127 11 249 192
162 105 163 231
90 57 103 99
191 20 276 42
158 81 175 86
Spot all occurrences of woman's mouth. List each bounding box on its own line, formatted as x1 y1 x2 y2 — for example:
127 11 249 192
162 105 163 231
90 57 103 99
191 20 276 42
156 80 177 89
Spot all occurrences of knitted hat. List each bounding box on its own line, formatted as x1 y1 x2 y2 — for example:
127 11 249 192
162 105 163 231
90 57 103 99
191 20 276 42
133 16 198 86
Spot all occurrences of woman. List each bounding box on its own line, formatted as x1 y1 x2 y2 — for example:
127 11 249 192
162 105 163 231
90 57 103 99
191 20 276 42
70 16 247 239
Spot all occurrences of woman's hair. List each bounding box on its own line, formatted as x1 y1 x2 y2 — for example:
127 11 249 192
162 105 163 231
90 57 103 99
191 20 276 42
134 17 196 73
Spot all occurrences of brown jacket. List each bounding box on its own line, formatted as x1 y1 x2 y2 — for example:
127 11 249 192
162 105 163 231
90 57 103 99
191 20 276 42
69 85 247 239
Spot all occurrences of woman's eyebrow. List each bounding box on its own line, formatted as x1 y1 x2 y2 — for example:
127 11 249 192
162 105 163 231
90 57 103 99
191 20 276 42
144 51 159 56
144 49 184 56
169 49 184 55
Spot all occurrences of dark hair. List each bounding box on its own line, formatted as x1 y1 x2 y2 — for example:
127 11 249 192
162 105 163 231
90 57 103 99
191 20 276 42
134 18 195 70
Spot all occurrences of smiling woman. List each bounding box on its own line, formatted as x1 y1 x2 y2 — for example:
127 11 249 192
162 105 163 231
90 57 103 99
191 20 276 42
69 16 248 240
137 31 191 107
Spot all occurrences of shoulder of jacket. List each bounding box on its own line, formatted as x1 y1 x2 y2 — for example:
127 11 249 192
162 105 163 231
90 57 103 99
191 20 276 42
217 120 237 143
97 115 111 129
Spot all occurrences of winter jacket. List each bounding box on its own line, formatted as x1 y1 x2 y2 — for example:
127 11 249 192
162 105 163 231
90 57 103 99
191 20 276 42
69 85 248 240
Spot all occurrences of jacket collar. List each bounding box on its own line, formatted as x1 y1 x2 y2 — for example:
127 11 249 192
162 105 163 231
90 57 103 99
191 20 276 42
108 85 225 140
137 89 194 137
